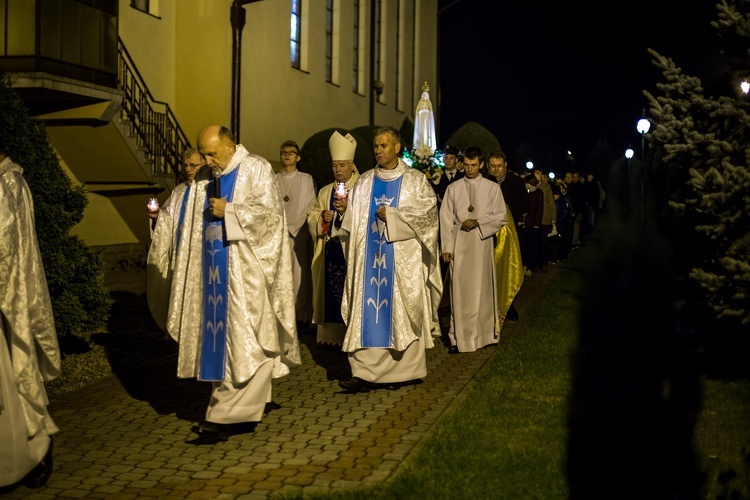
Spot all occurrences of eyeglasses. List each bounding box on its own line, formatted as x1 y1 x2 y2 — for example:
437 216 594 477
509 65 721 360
280 151 298 157
184 162 205 170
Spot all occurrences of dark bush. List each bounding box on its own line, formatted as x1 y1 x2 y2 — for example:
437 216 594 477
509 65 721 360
0 69 111 337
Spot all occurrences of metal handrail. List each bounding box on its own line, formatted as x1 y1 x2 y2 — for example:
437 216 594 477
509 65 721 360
117 38 191 180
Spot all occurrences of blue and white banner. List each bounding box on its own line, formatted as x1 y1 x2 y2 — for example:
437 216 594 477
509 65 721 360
199 169 238 381
361 176 402 347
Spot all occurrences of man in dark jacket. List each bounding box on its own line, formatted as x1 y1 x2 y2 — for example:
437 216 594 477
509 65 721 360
433 145 463 207
486 149 529 321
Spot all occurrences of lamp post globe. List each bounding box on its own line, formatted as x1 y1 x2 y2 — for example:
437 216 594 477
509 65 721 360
625 148 634 159
636 118 650 135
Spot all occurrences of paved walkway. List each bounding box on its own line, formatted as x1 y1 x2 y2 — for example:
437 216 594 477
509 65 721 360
3 267 558 499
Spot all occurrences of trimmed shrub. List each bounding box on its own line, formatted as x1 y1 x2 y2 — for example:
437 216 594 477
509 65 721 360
0 69 111 337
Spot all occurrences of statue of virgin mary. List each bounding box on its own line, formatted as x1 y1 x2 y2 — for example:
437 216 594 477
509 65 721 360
412 82 437 159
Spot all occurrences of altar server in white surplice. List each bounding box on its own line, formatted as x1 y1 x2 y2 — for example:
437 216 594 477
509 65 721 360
0 141 59 489
337 126 442 393
440 146 507 353
276 140 316 329
307 131 359 347
147 125 300 442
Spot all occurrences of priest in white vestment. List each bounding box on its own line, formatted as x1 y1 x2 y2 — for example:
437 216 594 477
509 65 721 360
307 131 359 347
0 148 59 489
276 140 316 328
337 126 442 392
440 147 507 353
147 126 300 441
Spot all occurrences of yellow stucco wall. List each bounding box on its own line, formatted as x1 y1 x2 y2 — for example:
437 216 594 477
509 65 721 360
63 0 436 251
57 153 141 246
118 0 437 160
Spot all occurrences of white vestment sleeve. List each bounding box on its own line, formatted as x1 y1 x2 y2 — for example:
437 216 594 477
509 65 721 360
223 202 246 241
383 206 416 242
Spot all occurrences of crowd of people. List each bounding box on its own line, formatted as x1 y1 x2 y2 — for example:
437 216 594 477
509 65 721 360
141 125 607 443
0 122 606 492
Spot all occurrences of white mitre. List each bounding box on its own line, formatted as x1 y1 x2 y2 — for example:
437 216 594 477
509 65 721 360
329 131 357 161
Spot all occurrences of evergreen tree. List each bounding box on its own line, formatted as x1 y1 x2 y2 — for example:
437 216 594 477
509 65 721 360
643 0 750 327
0 70 111 336
446 121 502 160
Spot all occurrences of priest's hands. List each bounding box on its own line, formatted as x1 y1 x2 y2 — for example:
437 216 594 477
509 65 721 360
209 197 227 218
376 206 387 222
442 253 453 262
460 219 478 231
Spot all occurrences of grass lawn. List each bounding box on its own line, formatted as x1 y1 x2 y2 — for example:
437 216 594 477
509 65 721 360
48 217 749 499
291 221 750 499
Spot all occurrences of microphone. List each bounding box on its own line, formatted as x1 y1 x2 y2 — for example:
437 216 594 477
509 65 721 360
212 166 221 199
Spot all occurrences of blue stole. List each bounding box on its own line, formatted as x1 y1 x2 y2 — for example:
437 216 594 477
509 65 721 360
199 169 239 381
361 176 402 347
324 187 346 323
176 184 191 250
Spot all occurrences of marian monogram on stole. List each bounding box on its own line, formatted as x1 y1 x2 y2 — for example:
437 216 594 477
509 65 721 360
361 178 402 347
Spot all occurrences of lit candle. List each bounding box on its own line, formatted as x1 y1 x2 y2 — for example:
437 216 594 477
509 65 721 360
335 182 347 198
147 197 159 212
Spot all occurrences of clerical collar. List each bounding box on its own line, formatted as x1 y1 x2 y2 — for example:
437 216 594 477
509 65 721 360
376 160 406 180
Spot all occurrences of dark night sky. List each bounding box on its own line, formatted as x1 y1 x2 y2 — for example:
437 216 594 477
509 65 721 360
438 0 729 170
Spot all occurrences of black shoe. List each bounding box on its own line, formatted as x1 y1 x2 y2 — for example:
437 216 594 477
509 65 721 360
22 438 53 489
448 345 459 354
380 381 403 390
297 321 311 332
338 377 373 393
191 421 231 442
231 422 257 435
506 305 519 322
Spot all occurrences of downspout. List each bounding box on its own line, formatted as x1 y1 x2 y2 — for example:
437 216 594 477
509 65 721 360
369 0 376 126
230 1 263 142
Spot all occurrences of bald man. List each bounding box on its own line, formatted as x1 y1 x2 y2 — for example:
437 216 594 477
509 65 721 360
147 125 300 442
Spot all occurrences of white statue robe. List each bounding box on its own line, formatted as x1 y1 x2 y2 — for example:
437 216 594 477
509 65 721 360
340 160 442 383
147 145 300 422
307 173 359 346
440 176 507 352
276 170 316 324
0 157 60 486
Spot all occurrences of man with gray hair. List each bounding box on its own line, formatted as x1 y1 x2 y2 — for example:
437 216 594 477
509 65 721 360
336 126 442 392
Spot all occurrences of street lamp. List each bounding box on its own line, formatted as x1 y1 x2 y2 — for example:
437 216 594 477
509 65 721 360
636 112 651 223
625 148 634 160
741 80 750 94
636 116 650 160
525 161 534 171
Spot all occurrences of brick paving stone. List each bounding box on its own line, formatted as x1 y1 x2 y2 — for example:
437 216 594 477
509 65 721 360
0 266 557 499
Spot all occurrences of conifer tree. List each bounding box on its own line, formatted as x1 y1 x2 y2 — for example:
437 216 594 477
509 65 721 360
0 70 111 336
643 0 750 327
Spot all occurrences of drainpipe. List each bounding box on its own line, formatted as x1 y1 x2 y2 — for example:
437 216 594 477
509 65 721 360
230 0 263 142
369 0 376 126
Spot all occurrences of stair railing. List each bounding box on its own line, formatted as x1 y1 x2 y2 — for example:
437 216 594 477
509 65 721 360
117 38 191 180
